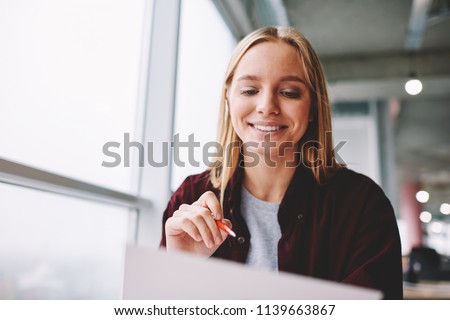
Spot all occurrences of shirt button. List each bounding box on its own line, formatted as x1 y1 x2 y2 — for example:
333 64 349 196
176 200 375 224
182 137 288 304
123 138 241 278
237 236 246 244
297 214 304 220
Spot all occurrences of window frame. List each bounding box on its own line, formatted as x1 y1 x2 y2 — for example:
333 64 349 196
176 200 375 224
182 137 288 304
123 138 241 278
0 0 182 248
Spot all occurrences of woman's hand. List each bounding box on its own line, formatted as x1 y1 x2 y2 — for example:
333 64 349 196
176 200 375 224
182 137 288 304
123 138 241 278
165 191 232 256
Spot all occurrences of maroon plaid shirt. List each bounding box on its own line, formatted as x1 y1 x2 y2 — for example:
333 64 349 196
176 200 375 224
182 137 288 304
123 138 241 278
160 165 403 299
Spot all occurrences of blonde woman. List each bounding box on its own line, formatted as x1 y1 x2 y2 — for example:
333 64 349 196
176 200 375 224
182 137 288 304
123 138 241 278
160 27 402 299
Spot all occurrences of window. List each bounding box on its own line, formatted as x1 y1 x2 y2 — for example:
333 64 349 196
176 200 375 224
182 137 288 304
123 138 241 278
0 0 148 193
0 183 131 299
332 102 381 185
171 0 235 191
0 0 151 299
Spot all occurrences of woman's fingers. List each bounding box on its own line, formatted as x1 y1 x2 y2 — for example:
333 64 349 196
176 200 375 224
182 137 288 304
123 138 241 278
193 191 223 220
168 205 224 248
192 215 216 248
167 191 228 250
217 219 234 240
176 217 202 242
221 219 232 229
199 209 224 245
165 213 200 240
190 207 223 247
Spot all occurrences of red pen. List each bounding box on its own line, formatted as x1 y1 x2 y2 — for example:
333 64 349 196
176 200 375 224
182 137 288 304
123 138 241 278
216 220 236 237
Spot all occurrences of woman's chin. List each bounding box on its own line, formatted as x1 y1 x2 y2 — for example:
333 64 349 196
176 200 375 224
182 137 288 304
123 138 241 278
242 146 297 168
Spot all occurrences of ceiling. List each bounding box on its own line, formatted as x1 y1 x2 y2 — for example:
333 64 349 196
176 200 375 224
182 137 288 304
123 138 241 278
283 0 450 219
214 0 450 219
285 0 450 55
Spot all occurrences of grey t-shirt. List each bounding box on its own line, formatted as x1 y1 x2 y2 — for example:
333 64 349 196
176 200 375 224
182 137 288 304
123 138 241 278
240 186 282 271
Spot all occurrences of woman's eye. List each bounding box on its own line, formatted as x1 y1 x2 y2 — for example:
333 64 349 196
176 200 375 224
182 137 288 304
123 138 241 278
240 89 258 96
282 91 300 98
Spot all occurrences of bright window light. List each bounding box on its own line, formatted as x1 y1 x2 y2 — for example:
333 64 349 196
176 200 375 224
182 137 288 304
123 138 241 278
171 0 235 190
0 183 129 298
0 0 147 192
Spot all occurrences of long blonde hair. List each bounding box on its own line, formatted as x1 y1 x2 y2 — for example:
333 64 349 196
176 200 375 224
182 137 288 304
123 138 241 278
209 26 340 205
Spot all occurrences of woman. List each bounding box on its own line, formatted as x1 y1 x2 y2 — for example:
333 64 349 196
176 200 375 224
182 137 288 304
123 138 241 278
160 27 403 299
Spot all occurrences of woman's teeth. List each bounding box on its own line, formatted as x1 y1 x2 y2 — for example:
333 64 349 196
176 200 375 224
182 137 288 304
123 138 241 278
254 124 282 132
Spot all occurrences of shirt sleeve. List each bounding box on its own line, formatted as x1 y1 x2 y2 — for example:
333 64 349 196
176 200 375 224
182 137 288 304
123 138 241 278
340 180 403 299
159 176 196 248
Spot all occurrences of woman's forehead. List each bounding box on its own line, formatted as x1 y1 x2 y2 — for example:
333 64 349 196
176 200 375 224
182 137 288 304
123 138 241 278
233 41 306 80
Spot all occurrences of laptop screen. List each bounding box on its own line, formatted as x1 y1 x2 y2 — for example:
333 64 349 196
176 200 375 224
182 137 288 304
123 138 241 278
122 245 382 300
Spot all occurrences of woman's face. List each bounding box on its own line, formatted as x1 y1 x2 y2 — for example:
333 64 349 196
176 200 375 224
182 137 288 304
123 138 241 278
227 40 311 159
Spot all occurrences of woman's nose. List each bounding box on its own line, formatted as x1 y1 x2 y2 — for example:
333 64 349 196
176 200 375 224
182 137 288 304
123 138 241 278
256 91 280 115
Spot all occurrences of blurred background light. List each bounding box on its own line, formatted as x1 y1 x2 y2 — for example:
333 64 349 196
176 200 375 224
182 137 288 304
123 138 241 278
405 78 423 95
416 190 430 203
419 211 432 223
440 203 450 215
430 221 443 234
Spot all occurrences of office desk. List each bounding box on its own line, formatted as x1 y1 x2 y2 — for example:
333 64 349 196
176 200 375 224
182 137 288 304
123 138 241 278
404 281 450 299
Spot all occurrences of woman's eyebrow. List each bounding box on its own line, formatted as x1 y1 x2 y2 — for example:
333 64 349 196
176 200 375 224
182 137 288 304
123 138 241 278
236 74 306 84
236 74 260 81
279 75 306 84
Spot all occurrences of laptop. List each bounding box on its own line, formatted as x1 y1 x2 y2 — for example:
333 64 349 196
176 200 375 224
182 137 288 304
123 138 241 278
122 245 382 299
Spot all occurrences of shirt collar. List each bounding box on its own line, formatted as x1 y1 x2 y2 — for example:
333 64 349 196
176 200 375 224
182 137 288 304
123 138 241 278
225 159 319 206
